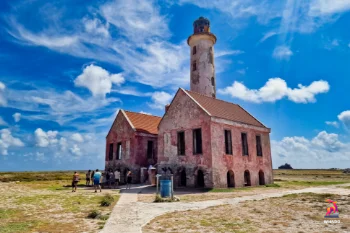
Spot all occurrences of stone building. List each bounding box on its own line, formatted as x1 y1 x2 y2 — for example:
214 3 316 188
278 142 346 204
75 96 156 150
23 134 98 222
106 16 273 188
105 110 161 183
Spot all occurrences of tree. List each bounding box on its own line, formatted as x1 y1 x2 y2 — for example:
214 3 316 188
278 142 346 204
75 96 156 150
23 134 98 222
278 163 293 169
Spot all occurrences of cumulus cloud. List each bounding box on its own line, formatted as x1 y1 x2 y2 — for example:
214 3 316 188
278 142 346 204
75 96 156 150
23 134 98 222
0 129 24 155
12 113 21 123
71 133 84 143
148 91 173 109
70 144 81 156
272 46 293 60
272 131 350 168
0 82 6 106
34 128 58 147
338 110 350 129
218 78 329 103
325 121 339 128
74 64 125 97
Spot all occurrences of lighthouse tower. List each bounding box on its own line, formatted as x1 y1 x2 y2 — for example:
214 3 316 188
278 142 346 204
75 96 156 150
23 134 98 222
187 16 217 98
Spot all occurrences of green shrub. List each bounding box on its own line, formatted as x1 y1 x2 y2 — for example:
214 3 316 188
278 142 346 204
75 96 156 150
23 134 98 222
154 194 179 203
265 183 280 187
99 215 109 221
100 194 114 207
87 210 101 219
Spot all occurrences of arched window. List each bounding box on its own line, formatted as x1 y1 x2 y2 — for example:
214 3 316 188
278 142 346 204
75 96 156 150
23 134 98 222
192 62 197 71
211 77 215 86
193 46 197 55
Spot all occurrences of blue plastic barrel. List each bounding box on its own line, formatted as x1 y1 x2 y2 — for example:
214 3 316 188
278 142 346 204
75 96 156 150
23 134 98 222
160 180 172 197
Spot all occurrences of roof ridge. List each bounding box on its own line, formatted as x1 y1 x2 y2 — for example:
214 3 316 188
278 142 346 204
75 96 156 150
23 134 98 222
185 89 239 107
123 110 162 119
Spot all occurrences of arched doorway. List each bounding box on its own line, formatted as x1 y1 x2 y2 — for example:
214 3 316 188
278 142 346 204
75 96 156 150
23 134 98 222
244 170 251 186
180 169 187 187
227 170 235 188
259 170 265 185
197 170 205 187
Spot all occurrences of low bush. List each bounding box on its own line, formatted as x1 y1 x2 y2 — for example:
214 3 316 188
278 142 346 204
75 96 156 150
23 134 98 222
154 194 180 203
87 210 101 219
100 194 114 207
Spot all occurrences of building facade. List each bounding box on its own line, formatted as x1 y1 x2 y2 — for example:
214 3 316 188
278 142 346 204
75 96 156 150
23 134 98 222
105 16 273 188
105 110 161 183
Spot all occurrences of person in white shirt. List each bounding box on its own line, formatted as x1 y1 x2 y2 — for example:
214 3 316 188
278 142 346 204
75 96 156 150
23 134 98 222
114 169 120 188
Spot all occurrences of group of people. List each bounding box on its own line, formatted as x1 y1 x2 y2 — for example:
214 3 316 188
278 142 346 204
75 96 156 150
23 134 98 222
71 169 133 192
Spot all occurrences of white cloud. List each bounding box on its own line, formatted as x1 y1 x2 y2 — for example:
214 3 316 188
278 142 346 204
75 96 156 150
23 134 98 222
325 121 339 128
0 82 6 106
83 18 109 38
35 152 46 162
70 144 81 156
218 78 329 103
59 137 68 151
215 50 244 58
0 129 24 155
12 113 21 123
148 91 173 109
272 46 293 60
71 133 84 143
140 111 151 115
259 31 278 43
0 117 8 126
309 0 350 16
338 110 350 129
34 128 58 147
100 0 170 43
272 131 350 168
74 64 124 97
6 85 120 125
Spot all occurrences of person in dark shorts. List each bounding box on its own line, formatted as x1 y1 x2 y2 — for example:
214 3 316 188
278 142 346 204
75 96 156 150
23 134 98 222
93 169 102 193
72 171 79 192
126 171 132 189
91 170 95 187
86 170 91 186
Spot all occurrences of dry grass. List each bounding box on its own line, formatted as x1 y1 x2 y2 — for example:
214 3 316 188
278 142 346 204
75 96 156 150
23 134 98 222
0 174 119 233
143 193 350 233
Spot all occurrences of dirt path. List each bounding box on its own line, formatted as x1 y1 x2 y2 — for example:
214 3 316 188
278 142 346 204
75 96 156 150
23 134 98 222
100 184 350 233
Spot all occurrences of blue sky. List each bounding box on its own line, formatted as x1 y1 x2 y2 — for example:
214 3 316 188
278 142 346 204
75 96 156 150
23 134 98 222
1 0 350 171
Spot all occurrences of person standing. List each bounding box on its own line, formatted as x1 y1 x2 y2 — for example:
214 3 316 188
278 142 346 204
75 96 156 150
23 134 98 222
114 169 120 189
93 169 102 193
90 170 95 187
86 170 91 186
126 171 132 189
72 171 80 192
109 170 115 189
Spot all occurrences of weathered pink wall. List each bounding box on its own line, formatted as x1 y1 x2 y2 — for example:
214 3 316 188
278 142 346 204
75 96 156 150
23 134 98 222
157 89 213 187
210 120 273 188
105 111 158 183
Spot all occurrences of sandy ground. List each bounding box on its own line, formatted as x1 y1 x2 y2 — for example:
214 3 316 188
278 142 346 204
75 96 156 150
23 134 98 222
101 184 350 233
1 181 119 233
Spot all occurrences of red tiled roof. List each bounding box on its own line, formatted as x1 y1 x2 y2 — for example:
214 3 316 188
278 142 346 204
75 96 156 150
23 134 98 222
184 90 267 128
124 111 162 135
